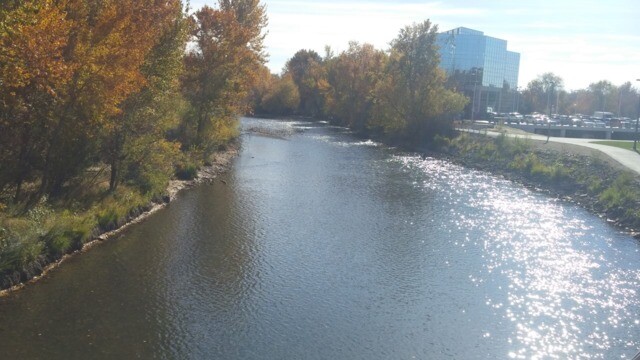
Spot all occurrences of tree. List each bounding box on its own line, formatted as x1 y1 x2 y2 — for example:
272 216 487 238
324 42 387 132
284 49 325 116
103 0 188 192
370 20 467 143
588 80 615 113
0 0 73 200
182 0 267 152
521 73 563 115
260 74 300 115
539 72 564 115
34 0 181 197
617 82 639 118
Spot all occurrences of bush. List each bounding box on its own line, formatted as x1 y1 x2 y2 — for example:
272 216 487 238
96 207 119 230
587 177 603 194
175 163 198 180
0 217 45 273
432 134 451 150
599 172 639 209
43 211 92 256
94 188 148 231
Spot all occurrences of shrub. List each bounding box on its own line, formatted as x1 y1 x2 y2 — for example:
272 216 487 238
175 163 198 180
43 212 92 256
587 177 603 194
0 218 45 273
432 134 451 150
96 208 119 230
599 172 639 209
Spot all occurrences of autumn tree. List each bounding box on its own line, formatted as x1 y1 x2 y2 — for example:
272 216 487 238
0 0 73 200
260 74 300 115
0 0 194 199
35 0 182 197
102 0 188 192
181 0 267 153
247 64 273 114
325 42 387 132
370 21 467 143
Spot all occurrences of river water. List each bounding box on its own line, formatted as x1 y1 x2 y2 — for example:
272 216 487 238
1 118 639 359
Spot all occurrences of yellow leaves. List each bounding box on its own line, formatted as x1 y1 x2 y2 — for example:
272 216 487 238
183 1 267 147
0 0 72 100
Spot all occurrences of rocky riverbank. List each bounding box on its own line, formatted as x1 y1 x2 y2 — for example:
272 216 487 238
436 132 640 237
0 143 240 295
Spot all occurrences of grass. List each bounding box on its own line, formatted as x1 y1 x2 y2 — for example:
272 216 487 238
0 162 170 279
0 141 238 288
590 140 636 151
0 185 153 278
448 132 640 229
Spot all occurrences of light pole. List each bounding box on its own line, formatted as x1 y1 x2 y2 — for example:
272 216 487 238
635 79 640 151
470 69 479 121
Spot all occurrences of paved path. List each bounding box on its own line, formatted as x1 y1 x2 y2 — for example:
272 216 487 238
458 128 640 175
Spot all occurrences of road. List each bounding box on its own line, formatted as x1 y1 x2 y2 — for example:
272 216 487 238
458 128 640 175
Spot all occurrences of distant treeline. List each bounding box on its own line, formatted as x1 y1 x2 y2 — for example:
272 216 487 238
249 20 468 146
519 73 640 118
0 0 266 281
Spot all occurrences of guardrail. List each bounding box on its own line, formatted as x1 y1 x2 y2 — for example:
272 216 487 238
504 123 637 140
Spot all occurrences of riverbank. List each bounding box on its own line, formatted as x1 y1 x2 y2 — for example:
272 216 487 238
435 132 640 236
0 143 239 295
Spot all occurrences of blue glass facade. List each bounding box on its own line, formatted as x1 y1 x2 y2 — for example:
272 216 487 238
437 27 520 89
437 27 521 116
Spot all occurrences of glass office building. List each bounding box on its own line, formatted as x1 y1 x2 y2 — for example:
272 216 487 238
437 27 520 117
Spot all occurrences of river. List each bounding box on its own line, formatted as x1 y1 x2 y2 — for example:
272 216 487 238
1 118 639 359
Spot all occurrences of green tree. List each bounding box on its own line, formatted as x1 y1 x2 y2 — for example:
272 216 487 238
284 49 325 116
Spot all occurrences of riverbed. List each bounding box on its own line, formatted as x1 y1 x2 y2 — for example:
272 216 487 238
0 118 639 359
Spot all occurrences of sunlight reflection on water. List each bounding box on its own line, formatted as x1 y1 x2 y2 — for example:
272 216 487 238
395 154 640 359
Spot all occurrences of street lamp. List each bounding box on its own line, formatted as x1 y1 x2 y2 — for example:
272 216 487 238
635 79 640 151
470 69 479 122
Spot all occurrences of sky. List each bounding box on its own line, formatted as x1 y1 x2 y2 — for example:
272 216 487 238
189 0 640 91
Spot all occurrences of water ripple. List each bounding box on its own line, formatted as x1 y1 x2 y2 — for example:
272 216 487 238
394 153 640 359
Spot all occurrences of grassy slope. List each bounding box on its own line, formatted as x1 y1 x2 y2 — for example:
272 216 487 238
0 143 238 290
442 133 640 232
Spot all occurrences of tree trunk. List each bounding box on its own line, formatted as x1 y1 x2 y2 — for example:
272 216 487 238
14 178 23 203
109 158 119 192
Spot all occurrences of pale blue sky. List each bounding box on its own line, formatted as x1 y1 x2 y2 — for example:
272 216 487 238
189 0 640 90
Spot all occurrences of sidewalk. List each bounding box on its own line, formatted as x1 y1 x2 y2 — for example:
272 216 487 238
458 128 640 175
